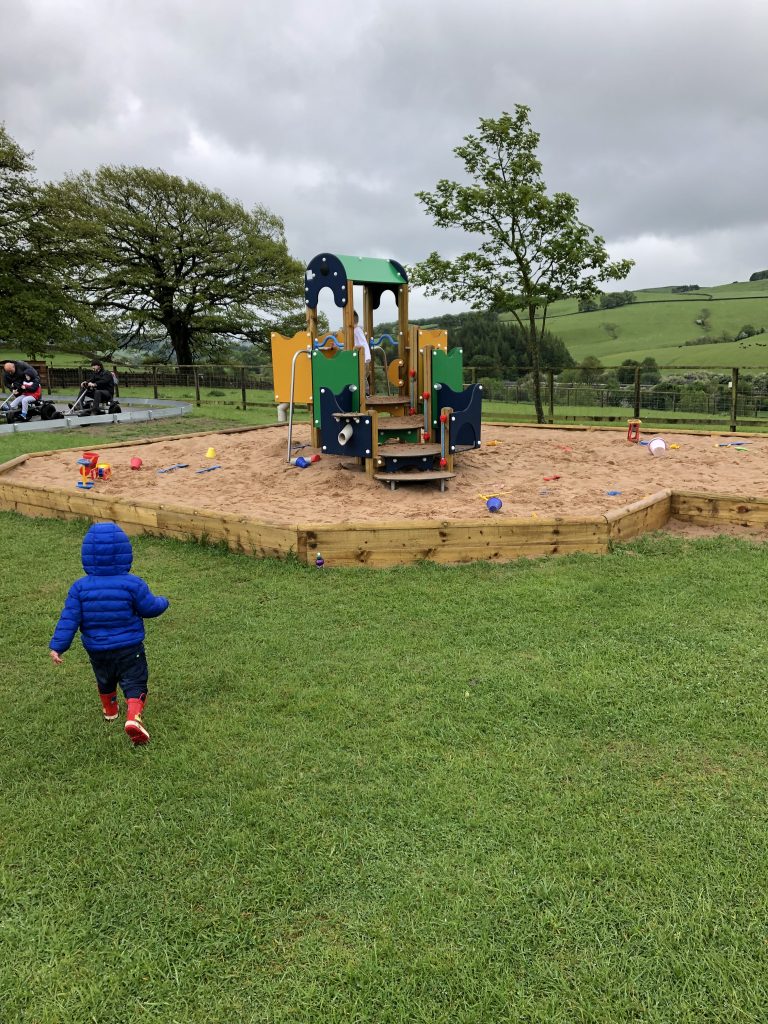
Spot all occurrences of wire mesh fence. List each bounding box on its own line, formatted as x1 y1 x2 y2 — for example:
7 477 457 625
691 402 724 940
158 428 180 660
468 366 768 430
40 362 768 430
45 364 274 408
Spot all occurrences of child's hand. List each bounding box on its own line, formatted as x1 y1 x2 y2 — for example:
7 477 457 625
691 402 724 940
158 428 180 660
49 650 63 666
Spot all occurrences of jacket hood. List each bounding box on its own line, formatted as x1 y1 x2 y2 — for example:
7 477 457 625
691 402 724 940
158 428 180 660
81 522 133 576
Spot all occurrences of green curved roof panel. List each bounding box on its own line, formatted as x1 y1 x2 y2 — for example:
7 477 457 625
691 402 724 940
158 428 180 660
305 253 409 309
336 255 407 285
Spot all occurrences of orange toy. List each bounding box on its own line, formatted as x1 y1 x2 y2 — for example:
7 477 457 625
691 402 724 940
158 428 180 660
626 419 641 443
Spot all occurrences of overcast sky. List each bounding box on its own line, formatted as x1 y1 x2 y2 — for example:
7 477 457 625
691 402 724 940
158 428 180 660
2 0 767 323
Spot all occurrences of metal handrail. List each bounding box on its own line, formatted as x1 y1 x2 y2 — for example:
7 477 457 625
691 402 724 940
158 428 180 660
286 347 312 462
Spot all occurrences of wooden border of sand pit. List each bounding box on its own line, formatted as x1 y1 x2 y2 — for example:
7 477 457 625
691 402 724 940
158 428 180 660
2 425 768 567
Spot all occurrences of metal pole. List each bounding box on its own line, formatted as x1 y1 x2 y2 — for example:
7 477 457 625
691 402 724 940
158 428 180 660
287 348 312 461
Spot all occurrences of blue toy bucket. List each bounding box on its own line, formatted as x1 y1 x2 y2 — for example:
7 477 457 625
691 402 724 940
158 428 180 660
486 497 502 512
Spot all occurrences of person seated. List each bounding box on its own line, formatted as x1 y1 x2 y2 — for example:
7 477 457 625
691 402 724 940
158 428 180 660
2 359 42 421
352 312 372 395
82 360 115 414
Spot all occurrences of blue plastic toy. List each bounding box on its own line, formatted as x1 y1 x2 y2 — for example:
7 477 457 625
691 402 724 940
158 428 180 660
486 497 503 512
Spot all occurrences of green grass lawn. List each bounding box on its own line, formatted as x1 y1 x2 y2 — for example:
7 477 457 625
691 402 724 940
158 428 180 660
2 494 768 1021
501 280 768 370
116 384 278 412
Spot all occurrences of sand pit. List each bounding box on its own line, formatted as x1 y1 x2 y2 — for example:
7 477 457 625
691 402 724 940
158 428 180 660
3 424 768 564
3 424 768 525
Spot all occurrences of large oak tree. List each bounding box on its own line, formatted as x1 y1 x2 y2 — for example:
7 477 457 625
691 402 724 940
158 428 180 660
413 107 634 422
46 165 306 364
0 124 90 353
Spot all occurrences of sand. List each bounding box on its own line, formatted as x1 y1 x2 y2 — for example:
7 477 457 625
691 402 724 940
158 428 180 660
5 425 768 535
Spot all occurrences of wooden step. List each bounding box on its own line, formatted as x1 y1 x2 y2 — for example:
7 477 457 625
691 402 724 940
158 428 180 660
363 395 408 408
377 443 441 457
374 470 456 491
376 415 424 432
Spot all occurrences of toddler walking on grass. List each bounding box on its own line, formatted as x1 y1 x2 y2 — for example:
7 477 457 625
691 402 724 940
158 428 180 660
50 522 169 746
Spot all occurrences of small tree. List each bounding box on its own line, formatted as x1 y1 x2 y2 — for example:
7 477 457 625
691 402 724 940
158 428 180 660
617 359 639 385
413 107 633 422
695 308 711 331
640 356 661 385
577 355 603 384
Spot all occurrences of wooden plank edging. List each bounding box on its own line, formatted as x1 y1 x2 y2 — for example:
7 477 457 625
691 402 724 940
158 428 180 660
672 491 768 528
4 438 768 564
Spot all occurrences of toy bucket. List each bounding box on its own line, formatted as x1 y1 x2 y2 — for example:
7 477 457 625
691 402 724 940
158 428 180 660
486 497 503 512
130 457 142 470
648 437 668 457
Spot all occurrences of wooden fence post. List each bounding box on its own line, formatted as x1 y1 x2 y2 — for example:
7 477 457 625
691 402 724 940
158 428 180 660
730 367 739 433
547 370 554 424
633 366 641 419
194 369 201 408
152 366 159 400
240 366 247 410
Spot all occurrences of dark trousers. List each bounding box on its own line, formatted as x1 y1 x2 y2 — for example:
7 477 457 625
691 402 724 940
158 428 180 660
89 388 111 412
88 644 149 700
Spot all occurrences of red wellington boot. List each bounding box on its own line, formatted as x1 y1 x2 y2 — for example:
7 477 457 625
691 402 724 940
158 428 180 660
99 691 119 721
124 697 150 746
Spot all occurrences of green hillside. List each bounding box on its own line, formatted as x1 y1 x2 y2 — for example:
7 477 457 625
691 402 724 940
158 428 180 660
503 280 768 370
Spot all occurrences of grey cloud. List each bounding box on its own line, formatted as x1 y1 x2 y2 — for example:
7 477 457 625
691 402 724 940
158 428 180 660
2 0 768 314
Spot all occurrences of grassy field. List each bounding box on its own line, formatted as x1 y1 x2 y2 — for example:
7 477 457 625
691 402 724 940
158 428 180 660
501 280 768 370
3 411 768 1021
2 504 768 1023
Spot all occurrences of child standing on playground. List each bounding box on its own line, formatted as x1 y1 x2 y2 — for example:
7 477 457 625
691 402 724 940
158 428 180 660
353 311 372 394
49 522 169 746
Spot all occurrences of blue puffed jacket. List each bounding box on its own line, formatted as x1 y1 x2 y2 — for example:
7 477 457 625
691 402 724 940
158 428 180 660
50 522 169 653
